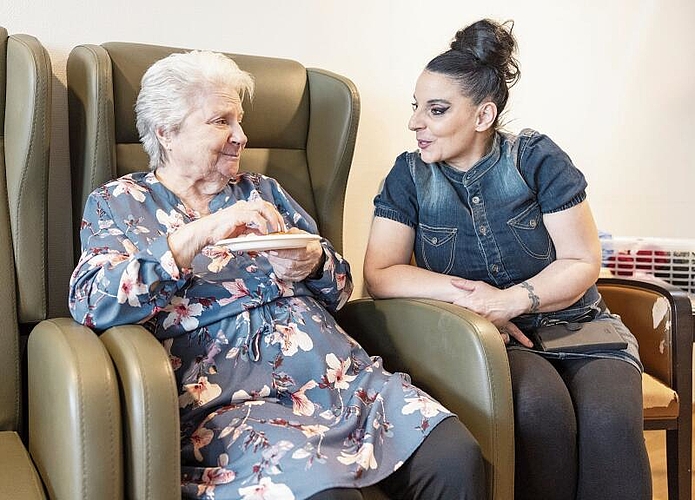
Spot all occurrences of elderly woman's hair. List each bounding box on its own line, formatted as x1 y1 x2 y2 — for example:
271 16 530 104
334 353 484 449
136 50 255 169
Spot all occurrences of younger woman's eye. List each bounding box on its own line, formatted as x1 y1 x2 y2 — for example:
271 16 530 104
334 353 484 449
430 107 448 116
411 102 418 111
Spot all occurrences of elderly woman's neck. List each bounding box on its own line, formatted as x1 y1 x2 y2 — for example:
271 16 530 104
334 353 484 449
154 167 228 216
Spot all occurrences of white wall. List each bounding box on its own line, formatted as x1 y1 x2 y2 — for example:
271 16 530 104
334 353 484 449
2 0 694 316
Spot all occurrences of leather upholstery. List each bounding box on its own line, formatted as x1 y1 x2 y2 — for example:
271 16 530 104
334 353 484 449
0 27 124 500
0 27 50 500
100 326 180 500
0 433 45 500
29 319 123 499
0 30 52 433
4 33 51 324
642 373 679 419
336 298 515 500
598 277 693 500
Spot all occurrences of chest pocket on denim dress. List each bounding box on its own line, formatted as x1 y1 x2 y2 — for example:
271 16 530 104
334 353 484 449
418 223 458 274
507 203 552 260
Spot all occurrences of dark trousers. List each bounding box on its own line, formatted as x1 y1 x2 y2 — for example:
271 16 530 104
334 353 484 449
308 416 486 499
508 349 651 500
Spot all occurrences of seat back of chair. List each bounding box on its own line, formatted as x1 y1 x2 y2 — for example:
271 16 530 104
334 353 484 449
0 28 51 432
598 278 692 394
67 42 359 257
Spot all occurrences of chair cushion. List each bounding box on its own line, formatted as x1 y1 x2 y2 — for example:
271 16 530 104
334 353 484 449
642 372 679 419
0 432 45 499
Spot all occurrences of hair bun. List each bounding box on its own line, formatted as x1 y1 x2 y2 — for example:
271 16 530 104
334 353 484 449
451 19 520 87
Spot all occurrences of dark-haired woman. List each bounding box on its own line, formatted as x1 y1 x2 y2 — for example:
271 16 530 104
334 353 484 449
365 18 651 500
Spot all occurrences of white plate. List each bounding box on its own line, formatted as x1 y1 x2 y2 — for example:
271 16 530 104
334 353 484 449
215 233 321 252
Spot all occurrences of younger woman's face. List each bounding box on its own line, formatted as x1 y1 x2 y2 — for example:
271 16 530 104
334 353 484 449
408 70 489 171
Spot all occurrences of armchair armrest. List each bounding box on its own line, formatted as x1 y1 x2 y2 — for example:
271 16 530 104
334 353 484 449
28 318 123 499
335 298 514 500
100 325 181 500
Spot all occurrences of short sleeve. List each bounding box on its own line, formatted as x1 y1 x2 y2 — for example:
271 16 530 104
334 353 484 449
517 131 588 214
373 152 419 228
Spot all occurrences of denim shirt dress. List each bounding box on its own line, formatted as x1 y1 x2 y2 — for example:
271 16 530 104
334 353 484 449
374 129 641 370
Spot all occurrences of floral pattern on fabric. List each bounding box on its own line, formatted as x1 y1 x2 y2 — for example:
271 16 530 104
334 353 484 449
69 171 452 499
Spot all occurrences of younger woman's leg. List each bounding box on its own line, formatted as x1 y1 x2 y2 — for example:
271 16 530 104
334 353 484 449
508 349 578 500
558 357 651 500
378 416 485 499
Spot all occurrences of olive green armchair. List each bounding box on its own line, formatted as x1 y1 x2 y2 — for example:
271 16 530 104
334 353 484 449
65 41 515 500
0 28 123 499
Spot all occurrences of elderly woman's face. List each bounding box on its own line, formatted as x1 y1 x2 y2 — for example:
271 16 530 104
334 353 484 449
166 87 247 181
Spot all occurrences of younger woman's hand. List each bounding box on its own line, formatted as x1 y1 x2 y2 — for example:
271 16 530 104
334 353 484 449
497 322 533 347
450 277 533 347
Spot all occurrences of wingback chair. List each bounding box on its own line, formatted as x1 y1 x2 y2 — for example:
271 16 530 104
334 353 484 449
64 41 515 500
0 29 123 499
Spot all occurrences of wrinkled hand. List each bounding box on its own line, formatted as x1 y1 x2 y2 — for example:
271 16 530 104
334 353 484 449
266 228 324 282
168 199 287 270
450 277 533 347
208 199 287 243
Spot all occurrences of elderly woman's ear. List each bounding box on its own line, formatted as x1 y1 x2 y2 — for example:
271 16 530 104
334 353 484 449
156 127 171 149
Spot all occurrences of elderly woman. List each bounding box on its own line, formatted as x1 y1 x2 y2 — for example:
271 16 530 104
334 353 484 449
69 50 485 500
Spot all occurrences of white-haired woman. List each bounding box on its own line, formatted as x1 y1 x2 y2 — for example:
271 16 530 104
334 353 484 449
69 50 485 500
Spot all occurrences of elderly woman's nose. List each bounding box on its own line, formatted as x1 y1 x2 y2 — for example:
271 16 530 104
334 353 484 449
229 123 247 145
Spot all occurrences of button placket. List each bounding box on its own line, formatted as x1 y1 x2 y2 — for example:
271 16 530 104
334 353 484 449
466 183 509 286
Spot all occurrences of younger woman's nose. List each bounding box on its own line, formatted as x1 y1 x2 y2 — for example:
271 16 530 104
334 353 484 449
408 113 422 131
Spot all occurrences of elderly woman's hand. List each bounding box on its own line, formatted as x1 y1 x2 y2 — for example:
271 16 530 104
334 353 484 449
210 199 287 241
168 199 287 269
266 228 324 282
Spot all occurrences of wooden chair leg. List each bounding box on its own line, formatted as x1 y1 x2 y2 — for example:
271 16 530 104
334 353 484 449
665 427 692 500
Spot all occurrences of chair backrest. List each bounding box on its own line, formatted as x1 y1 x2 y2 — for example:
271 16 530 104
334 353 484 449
0 27 51 433
67 42 360 257
598 278 692 397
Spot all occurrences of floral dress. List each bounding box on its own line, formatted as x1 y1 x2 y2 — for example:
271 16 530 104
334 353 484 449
69 171 453 499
